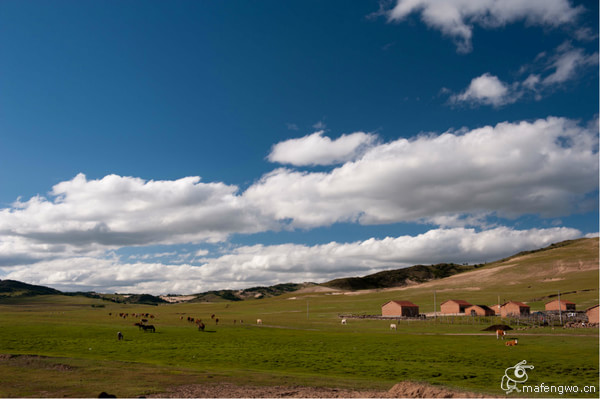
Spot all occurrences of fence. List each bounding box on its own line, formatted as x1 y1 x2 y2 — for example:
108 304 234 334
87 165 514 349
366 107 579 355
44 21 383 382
339 311 590 327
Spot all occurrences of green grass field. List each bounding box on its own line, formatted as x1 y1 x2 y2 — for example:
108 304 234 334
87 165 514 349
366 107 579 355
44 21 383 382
0 292 597 398
0 239 598 397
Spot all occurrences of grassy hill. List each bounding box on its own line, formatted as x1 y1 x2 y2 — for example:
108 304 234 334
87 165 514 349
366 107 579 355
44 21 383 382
0 279 62 297
322 263 478 291
0 238 597 398
1 238 597 307
307 237 599 316
189 283 317 302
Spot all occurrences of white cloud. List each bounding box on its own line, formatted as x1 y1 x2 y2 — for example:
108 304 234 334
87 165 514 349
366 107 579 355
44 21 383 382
573 27 598 42
450 73 517 107
1 226 582 294
0 117 595 283
246 117 598 228
542 44 598 86
267 131 378 166
312 121 327 130
0 174 273 253
449 44 598 107
384 0 583 53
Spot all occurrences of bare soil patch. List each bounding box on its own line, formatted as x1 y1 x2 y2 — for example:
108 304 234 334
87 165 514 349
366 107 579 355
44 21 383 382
0 354 75 371
149 381 492 398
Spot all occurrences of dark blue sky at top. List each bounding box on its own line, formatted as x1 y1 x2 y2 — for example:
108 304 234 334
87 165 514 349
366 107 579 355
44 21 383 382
1 0 598 247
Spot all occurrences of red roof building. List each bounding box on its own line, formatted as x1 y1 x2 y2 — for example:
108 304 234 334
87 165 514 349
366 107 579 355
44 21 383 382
382 300 419 317
545 299 576 312
440 299 472 314
464 305 495 316
586 305 599 324
500 301 530 318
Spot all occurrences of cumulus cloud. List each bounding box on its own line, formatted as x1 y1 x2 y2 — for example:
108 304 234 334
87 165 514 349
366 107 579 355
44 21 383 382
267 131 378 166
449 44 598 107
0 117 595 265
246 117 598 228
383 0 583 53
0 226 582 294
0 116 596 295
450 73 517 107
0 174 273 251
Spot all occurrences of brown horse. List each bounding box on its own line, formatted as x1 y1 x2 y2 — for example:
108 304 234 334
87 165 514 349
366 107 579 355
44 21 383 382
141 324 155 332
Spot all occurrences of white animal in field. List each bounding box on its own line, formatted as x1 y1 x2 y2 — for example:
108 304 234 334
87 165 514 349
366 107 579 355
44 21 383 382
256 318 262 325
341 319 347 325
390 323 397 330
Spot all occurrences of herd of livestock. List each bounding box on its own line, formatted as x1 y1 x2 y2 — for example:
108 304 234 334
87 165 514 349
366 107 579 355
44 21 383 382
111 311 519 347
110 311 265 340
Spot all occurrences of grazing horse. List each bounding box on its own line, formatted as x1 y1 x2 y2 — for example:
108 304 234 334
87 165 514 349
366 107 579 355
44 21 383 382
341 319 347 325
198 322 205 332
390 323 397 330
505 339 518 346
257 319 262 325
141 324 155 332
496 329 506 340
117 332 123 341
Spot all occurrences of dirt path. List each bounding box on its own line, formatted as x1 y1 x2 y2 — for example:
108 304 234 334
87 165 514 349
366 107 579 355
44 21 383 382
149 381 493 398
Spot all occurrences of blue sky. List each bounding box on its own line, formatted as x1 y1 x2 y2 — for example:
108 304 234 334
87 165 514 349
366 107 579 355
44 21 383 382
0 0 598 294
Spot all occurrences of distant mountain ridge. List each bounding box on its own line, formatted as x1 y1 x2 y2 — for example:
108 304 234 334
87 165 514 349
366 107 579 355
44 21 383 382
189 283 314 302
321 263 479 291
0 279 62 297
0 238 596 302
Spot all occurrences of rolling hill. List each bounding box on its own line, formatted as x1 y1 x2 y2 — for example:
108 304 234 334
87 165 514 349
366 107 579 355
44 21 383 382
0 238 597 308
0 279 62 297
349 237 599 313
322 263 478 291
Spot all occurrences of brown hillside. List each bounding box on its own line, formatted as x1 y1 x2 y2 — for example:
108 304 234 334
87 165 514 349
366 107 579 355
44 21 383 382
378 238 599 310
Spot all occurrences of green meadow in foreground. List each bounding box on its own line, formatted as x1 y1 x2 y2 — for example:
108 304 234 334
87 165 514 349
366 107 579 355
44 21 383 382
0 294 597 397
0 238 598 397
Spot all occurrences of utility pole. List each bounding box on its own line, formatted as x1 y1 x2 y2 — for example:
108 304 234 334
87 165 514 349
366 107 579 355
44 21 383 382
307 300 309 320
558 290 562 325
497 295 500 319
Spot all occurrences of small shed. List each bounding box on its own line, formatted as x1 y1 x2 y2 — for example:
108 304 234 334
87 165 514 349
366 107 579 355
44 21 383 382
382 300 419 317
440 299 472 314
465 305 495 316
500 301 530 318
586 305 599 324
545 299 576 312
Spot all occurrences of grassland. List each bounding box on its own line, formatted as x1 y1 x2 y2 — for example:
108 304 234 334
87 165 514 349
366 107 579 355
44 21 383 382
0 238 598 397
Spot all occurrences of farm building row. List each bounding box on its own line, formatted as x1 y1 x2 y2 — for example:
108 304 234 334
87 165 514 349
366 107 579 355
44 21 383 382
382 299 599 323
